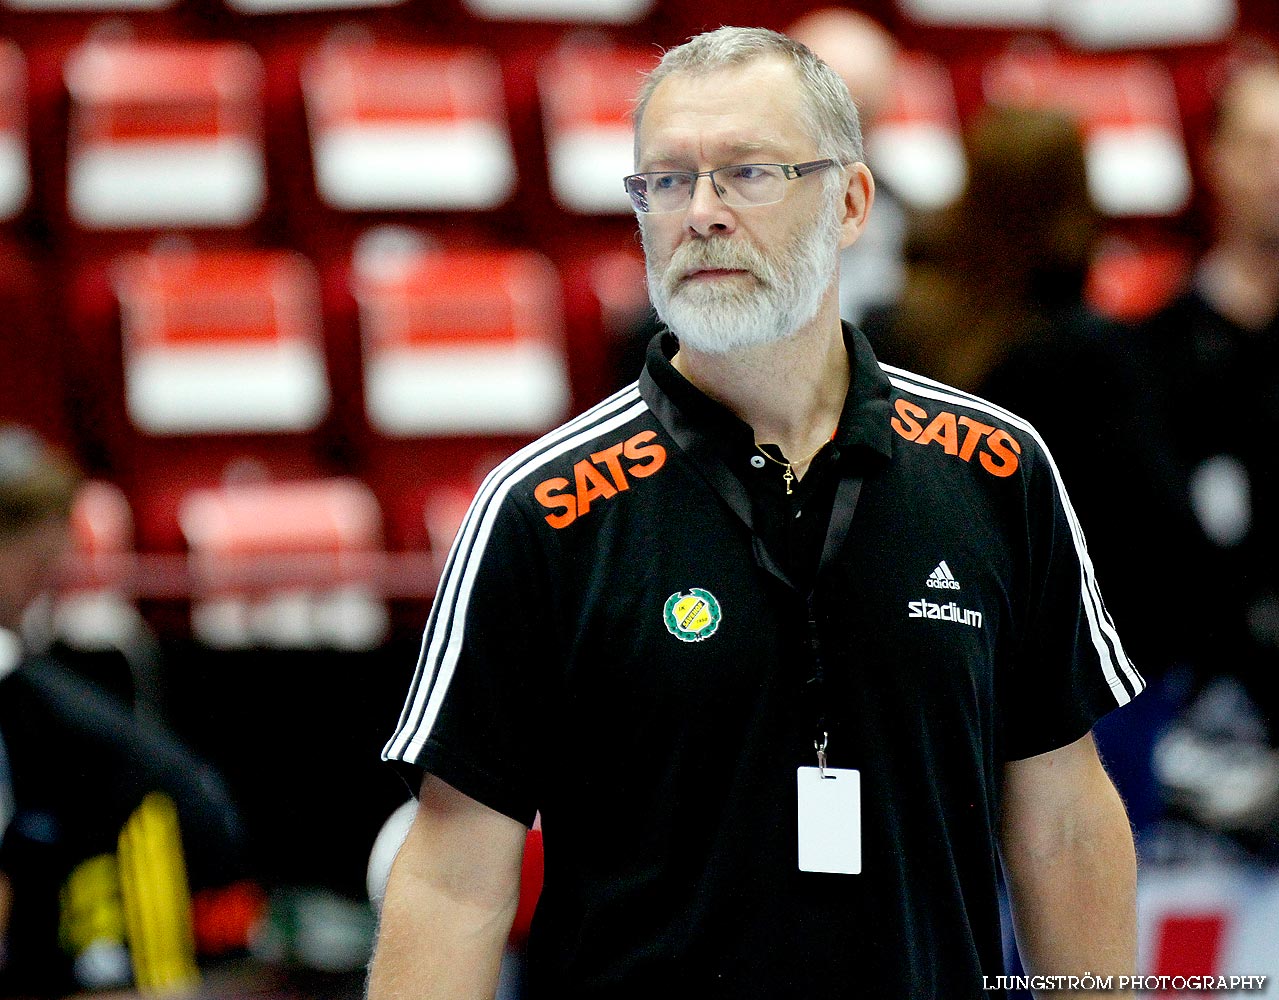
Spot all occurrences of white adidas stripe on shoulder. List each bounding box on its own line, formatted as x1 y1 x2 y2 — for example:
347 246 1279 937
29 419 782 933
400 379 644 712
885 363 1144 707
884 362 1028 427
385 383 649 762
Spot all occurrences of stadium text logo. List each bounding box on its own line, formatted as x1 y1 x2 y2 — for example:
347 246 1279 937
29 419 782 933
891 399 1021 477
534 430 667 529
907 599 983 629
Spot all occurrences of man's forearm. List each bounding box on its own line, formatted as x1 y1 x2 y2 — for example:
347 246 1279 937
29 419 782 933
366 777 526 1000
367 855 518 1000
1002 742 1138 999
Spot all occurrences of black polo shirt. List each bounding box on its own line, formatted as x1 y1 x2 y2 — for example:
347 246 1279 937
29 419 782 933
384 323 1143 998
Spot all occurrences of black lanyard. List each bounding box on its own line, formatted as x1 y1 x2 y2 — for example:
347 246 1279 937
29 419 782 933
745 472 862 769
640 369 867 766
673 439 864 766
804 474 863 769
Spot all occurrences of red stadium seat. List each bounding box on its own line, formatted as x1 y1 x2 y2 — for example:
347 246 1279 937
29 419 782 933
225 0 405 16
866 50 968 211
422 481 478 556
2 0 175 11
0 242 65 446
586 251 648 338
460 0 655 25
0 41 30 223
981 47 1192 217
65 479 135 588
896 0 1050 29
390 459 507 558
63 40 266 230
538 42 655 216
180 477 388 649
54 479 142 651
1055 0 1237 50
343 238 569 552
302 40 516 213
353 244 569 437
558 245 648 400
113 249 329 436
66 246 337 551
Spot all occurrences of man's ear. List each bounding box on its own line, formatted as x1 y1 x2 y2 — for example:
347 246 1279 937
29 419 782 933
839 162 875 251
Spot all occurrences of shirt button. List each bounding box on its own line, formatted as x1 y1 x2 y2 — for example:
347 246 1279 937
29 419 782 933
750 455 766 469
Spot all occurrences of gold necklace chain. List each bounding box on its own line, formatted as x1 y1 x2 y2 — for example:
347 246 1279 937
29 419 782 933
753 435 833 495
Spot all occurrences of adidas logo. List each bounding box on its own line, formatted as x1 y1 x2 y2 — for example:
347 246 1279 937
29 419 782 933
925 560 961 591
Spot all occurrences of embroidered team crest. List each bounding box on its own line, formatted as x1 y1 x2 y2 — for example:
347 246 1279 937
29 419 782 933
663 588 722 642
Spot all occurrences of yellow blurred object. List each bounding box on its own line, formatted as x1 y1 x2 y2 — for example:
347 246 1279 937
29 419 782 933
59 854 130 989
118 793 201 995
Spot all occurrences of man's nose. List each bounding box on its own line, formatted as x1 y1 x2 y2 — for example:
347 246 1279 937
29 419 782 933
683 173 735 237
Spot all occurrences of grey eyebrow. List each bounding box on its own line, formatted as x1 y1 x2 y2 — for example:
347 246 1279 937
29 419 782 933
638 138 791 173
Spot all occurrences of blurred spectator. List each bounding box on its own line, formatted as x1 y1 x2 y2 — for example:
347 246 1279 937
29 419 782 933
787 7 908 326
861 106 1190 833
863 106 1103 386
1138 53 1279 853
0 426 254 996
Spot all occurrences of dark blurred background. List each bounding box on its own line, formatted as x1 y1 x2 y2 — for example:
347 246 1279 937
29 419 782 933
0 0 1277 993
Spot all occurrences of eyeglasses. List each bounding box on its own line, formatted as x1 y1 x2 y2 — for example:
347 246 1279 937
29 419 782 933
623 159 840 214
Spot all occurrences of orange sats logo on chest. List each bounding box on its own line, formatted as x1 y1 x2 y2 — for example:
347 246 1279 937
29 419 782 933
533 430 667 529
891 399 1021 477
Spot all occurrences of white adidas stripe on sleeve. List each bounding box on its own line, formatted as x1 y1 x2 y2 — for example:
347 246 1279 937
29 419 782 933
384 384 648 762
883 364 1144 707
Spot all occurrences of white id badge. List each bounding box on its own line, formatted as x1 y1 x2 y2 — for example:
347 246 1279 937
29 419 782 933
796 766 861 874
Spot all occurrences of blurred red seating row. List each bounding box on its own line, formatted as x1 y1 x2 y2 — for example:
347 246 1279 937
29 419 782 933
0 233 647 541
57 474 440 649
20 226 1182 531
0 217 1187 549
0 0 658 19
0 31 1217 250
77 239 639 533
2 34 649 248
896 0 1238 50
0 0 1249 51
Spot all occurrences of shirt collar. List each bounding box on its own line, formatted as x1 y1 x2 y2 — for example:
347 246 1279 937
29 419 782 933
642 321 895 467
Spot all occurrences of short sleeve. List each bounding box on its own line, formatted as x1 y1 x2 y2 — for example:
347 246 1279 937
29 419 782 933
382 488 548 826
1001 443 1146 760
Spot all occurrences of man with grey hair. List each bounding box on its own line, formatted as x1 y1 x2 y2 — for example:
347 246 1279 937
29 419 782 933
372 26 1140 999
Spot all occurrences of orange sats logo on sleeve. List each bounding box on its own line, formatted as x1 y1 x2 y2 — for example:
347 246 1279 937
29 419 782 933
534 430 667 529
891 399 1021 477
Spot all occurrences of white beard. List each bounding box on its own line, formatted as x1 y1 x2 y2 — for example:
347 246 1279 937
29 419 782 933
642 199 842 354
